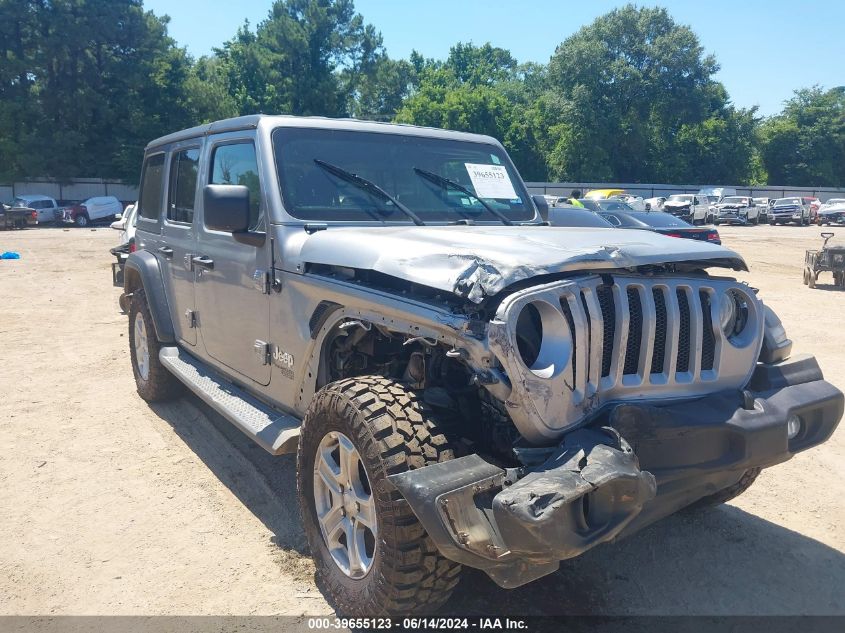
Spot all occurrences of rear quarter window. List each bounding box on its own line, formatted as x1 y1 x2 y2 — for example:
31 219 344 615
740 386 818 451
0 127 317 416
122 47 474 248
138 154 166 220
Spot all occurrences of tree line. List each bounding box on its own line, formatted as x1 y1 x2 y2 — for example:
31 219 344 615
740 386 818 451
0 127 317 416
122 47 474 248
1 0 843 187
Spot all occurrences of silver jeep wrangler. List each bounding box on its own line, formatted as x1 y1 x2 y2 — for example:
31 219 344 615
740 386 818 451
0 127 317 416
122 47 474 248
123 115 842 615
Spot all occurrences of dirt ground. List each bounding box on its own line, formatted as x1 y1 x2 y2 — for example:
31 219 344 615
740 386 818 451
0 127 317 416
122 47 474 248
0 223 843 617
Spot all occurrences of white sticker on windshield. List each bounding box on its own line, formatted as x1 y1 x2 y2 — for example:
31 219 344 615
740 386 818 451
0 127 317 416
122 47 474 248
465 163 517 200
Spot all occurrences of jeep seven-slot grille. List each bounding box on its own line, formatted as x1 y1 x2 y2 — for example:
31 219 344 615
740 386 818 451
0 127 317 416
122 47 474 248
676 288 692 373
651 288 668 374
565 279 717 387
597 285 616 377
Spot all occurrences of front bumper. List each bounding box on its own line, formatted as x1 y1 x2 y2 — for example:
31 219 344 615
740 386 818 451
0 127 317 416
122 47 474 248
715 211 747 224
389 354 842 589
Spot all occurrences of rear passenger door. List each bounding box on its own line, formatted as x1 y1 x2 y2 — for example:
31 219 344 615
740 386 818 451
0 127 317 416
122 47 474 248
193 137 271 385
161 144 202 346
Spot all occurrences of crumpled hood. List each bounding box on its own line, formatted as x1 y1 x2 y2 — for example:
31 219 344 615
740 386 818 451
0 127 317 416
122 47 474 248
297 225 746 303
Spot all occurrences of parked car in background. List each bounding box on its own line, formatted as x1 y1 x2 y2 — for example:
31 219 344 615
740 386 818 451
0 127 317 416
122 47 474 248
110 203 138 292
803 197 821 223
584 188 625 200
753 198 771 223
8 194 62 224
818 199 845 225
546 204 616 227
711 196 760 225
1 202 37 229
580 198 637 213
769 197 811 225
663 193 711 224
644 196 666 211
593 208 721 244
62 195 123 227
697 186 737 204
610 193 646 210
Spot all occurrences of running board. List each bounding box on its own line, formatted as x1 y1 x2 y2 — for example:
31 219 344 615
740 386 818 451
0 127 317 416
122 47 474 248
159 347 300 455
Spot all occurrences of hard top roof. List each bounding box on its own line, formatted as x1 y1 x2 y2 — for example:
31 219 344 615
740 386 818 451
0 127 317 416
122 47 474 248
145 114 500 151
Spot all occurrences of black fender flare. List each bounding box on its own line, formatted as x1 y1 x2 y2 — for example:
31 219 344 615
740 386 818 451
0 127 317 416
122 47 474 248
124 251 175 343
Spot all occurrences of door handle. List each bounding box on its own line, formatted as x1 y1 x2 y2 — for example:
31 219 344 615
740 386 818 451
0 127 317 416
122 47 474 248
192 255 214 270
157 246 174 259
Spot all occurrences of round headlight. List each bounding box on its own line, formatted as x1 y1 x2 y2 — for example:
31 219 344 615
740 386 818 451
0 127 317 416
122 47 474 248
719 290 750 339
719 292 738 335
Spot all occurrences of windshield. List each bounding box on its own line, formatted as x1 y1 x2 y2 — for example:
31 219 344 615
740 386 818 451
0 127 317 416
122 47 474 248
721 197 747 204
667 195 693 203
823 198 845 205
272 127 534 223
774 198 801 206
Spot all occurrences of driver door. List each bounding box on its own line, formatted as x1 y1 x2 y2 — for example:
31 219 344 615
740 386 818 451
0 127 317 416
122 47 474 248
193 135 271 386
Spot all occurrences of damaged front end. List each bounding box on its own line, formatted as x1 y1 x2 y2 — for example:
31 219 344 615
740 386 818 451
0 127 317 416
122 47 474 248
389 355 842 589
390 428 656 588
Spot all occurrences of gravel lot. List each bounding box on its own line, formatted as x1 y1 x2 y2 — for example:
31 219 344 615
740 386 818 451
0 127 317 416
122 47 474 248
0 224 843 617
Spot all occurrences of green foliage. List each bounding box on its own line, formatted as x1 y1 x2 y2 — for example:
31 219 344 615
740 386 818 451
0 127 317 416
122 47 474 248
543 4 758 184
759 86 845 186
1 0 842 188
0 0 228 183
395 43 547 180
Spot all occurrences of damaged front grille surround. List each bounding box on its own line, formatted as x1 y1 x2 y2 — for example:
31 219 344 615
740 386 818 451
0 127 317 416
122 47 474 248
487 274 764 444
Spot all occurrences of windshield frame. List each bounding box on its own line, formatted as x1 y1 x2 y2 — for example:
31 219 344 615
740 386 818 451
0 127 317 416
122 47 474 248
271 126 537 225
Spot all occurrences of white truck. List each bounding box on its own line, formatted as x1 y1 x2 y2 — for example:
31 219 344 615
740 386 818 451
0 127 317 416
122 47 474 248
662 194 711 224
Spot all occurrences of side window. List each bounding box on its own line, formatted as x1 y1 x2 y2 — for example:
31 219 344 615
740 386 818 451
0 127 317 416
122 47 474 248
167 148 200 224
209 142 262 231
138 154 166 220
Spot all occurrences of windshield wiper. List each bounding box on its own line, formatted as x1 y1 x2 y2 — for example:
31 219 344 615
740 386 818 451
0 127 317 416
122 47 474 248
413 167 514 226
314 159 424 226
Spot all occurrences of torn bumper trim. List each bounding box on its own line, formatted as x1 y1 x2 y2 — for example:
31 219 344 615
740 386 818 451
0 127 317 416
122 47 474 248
388 354 842 589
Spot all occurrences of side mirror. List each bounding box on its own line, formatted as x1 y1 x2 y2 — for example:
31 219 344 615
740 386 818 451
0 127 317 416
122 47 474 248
110 218 126 230
821 232 834 239
203 184 250 233
532 195 549 222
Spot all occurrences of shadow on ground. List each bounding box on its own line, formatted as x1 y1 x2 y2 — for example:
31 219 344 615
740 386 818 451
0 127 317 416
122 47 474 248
151 393 845 617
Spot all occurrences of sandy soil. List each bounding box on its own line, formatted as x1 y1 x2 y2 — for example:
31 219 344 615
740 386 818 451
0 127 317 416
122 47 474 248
0 223 842 617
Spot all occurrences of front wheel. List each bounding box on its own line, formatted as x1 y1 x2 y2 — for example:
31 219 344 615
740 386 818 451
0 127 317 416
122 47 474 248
74 214 89 227
297 377 462 616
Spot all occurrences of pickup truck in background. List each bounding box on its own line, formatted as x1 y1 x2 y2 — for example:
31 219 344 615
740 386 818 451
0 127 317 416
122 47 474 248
7 194 63 224
1 202 38 229
61 195 124 227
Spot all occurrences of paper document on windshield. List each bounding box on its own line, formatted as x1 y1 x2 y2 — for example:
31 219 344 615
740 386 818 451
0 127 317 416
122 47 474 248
465 163 518 200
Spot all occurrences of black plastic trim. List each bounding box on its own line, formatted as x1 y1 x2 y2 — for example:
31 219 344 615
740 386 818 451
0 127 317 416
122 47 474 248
124 251 175 343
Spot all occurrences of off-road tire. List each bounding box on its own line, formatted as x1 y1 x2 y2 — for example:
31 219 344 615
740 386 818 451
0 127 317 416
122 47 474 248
297 376 462 616
128 289 182 402
808 271 816 288
690 467 762 508
803 268 809 286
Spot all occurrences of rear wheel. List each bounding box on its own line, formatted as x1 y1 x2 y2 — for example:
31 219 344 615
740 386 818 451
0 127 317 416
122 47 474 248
129 289 182 402
297 376 462 616
803 268 809 285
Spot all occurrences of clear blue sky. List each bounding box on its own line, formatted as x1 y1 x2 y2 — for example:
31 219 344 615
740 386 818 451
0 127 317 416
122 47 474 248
144 0 843 116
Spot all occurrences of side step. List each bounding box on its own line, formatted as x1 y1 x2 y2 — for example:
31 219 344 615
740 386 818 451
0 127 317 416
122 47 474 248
159 347 300 455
